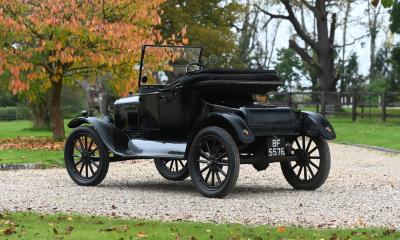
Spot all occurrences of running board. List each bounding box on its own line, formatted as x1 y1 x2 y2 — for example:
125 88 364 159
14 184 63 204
125 138 187 159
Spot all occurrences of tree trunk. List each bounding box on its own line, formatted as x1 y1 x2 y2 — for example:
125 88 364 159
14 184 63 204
340 0 352 93
49 78 65 140
31 99 50 129
258 0 338 104
368 2 381 76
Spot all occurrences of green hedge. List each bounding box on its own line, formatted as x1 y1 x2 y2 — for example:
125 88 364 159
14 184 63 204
0 106 31 121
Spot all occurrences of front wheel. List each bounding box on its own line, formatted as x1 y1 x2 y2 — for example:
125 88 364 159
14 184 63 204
188 126 240 198
281 135 331 190
64 126 109 186
154 159 189 181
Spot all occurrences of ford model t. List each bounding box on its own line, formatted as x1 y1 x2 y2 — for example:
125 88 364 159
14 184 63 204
64 45 336 198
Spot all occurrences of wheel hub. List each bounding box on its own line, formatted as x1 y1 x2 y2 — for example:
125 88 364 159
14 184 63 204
296 149 309 167
81 150 92 161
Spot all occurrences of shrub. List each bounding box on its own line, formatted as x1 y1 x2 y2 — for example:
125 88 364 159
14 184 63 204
0 106 31 120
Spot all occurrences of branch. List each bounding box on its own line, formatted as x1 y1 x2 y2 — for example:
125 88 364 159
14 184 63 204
63 69 96 77
329 13 337 45
254 4 289 20
301 0 316 13
289 39 323 73
281 0 319 51
334 34 369 48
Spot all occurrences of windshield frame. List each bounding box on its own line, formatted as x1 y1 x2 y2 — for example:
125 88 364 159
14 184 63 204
138 45 203 88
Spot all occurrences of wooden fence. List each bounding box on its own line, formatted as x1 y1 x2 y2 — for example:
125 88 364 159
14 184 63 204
266 91 400 122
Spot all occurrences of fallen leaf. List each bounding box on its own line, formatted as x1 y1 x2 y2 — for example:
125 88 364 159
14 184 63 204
227 235 239 240
66 226 74 234
277 226 287 233
136 231 147 238
351 231 367 236
3 227 16 236
383 228 396 235
100 227 117 232
121 224 129 232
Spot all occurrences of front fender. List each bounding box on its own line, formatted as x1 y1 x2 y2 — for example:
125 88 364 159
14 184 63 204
302 111 336 140
189 112 255 144
68 117 130 156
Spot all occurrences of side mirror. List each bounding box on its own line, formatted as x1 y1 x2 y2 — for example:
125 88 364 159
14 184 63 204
141 76 148 84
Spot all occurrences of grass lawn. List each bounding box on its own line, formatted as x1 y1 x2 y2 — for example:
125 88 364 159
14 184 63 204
0 212 398 240
327 117 400 151
0 119 72 139
0 149 63 167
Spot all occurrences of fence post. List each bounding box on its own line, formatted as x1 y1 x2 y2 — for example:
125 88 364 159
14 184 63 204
288 92 292 108
321 91 326 117
361 104 364 119
352 89 357 122
382 92 387 122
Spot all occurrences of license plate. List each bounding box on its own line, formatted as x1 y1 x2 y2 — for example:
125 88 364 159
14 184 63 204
267 137 285 157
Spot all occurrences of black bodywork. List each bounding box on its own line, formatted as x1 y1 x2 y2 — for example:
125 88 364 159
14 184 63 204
68 45 335 165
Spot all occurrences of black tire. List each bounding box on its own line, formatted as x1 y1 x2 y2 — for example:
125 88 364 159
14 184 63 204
64 126 109 186
154 158 189 181
188 126 240 198
281 135 331 190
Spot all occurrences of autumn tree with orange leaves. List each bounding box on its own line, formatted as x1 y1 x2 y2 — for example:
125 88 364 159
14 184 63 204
0 0 174 140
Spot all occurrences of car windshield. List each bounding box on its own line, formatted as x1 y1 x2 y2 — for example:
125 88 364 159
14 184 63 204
140 45 202 86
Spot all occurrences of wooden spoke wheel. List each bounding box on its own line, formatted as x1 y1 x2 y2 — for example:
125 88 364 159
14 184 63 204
188 126 240 198
154 159 189 181
281 135 331 190
64 126 109 186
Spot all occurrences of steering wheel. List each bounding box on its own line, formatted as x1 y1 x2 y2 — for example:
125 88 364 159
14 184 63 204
186 62 205 74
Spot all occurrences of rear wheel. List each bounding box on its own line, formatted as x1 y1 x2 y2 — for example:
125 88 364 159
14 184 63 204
281 135 330 190
154 159 189 181
188 126 240 198
64 126 109 186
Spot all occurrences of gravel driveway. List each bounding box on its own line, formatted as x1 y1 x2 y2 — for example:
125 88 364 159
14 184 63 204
0 143 399 228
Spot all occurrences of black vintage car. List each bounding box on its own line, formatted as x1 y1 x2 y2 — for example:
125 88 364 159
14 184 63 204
64 45 336 198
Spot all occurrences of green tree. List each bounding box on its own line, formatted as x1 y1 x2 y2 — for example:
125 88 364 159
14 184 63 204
159 0 245 67
274 48 302 92
0 0 167 139
338 53 362 91
371 0 394 8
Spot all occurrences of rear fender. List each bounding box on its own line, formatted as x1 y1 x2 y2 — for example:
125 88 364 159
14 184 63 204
68 117 130 156
301 112 336 140
189 113 255 144
185 113 255 158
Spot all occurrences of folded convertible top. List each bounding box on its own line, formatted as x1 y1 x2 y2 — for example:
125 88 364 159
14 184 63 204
178 68 282 94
